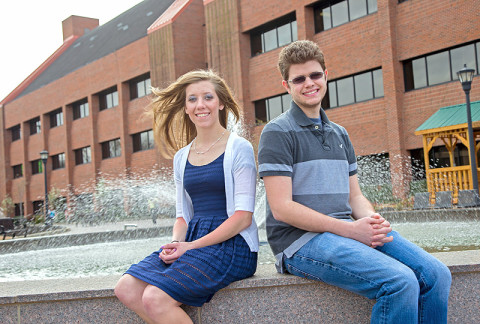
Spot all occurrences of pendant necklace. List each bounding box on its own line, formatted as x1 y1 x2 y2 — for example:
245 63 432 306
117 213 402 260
193 129 226 154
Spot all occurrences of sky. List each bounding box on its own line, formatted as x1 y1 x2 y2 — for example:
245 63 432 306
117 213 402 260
0 0 144 101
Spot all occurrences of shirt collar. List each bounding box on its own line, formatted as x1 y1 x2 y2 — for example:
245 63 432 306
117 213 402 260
289 101 331 127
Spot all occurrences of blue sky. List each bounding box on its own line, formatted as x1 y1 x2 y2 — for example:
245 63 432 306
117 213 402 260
0 0 143 101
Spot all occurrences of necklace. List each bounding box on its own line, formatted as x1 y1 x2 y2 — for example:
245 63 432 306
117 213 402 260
193 129 226 154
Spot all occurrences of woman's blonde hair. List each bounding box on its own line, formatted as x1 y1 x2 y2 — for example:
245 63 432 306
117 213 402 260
149 69 241 157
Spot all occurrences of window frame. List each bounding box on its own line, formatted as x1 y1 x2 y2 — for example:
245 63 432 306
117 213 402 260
74 146 91 165
98 87 119 111
101 138 122 159
132 130 154 152
313 0 378 34
10 124 21 142
72 99 89 120
31 159 43 175
254 93 292 125
250 13 297 56
325 68 384 109
49 108 64 128
13 164 23 178
29 117 41 135
403 40 480 91
129 73 152 100
52 153 66 170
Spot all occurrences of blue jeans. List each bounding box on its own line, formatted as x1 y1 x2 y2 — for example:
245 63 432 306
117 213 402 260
283 231 451 324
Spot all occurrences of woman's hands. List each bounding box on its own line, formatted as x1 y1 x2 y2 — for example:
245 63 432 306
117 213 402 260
159 241 193 264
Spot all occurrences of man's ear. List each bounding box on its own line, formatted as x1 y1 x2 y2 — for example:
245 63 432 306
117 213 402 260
282 80 291 94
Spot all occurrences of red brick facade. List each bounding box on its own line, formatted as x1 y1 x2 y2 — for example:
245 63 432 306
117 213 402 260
1 0 479 216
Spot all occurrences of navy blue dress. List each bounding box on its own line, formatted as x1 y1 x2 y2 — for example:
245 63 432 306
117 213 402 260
125 153 257 306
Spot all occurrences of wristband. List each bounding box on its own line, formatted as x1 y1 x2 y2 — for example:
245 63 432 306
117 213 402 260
171 240 179 243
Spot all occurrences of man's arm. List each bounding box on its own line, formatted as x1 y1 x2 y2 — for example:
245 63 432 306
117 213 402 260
263 175 392 247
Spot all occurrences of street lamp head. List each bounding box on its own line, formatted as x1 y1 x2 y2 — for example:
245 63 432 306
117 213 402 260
457 64 475 85
40 150 49 162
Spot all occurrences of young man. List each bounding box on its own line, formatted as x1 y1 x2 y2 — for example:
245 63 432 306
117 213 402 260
258 40 451 324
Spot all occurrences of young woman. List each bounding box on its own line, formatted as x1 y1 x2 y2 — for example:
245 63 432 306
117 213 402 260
115 70 259 324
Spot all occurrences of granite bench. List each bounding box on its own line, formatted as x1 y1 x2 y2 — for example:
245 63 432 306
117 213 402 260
1 251 479 324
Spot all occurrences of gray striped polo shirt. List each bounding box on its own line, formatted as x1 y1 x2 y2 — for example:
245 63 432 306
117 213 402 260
258 102 357 272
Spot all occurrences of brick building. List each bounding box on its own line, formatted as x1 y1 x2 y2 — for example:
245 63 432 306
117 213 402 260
1 0 480 217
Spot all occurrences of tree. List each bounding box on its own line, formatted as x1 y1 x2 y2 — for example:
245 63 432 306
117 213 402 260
1 194 15 218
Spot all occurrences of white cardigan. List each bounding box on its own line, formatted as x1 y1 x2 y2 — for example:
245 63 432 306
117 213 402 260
173 132 259 252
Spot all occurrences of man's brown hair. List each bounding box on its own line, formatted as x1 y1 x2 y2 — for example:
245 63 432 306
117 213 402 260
278 40 326 81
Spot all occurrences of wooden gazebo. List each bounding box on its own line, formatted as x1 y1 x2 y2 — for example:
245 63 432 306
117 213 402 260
415 100 480 204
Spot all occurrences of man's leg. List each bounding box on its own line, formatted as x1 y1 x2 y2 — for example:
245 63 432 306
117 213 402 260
283 232 419 324
377 231 451 324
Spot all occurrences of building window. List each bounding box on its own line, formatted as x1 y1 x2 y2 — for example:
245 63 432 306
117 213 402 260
314 0 377 33
73 99 89 120
74 146 91 165
13 164 23 178
404 40 480 91
29 117 41 135
31 159 43 175
101 138 121 159
14 203 24 217
130 74 152 100
324 68 383 109
10 124 21 141
132 130 154 152
255 93 292 124
99 87 119 110
52 153 66 170
251 13 297 56
33 200 43 214
49 108 64 128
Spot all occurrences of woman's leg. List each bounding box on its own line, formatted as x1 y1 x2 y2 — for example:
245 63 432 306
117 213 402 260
377 231 452 324
115 274 152 322
142 285 193 324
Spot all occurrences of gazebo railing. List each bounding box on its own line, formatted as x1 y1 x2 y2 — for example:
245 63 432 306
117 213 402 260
426 165 478 204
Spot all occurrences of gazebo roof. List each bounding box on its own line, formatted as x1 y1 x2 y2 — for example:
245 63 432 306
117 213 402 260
415 100 480 134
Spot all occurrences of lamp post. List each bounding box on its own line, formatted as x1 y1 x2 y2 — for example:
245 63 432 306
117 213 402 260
40 150 49 223
457 64 478 194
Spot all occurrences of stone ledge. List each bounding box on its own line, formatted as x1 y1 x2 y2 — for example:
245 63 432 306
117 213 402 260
1 250 479 324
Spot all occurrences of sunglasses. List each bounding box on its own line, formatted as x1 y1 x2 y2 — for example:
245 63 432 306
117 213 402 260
287 71 325 85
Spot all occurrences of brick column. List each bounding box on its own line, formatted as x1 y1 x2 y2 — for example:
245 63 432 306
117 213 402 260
378 0 411 198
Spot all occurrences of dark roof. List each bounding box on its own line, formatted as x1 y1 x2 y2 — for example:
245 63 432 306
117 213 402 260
17 0 174 99
415 100 480 133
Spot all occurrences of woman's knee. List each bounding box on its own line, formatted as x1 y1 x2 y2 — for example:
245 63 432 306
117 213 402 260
142 286 177 316
114 275 142 305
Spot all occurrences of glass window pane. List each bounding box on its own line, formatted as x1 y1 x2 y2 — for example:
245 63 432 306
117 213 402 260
331 1 349 27
477 43 480 74
337 77 355 106
291 21 297 41
328 82 337 107
354 72 373 102
262 29 277 52
367 0 377 13
349 0 367 20
426 51 450 85
137 82 145 98
281 94 291 112
323 7 332 30
148 130 154 148
106 95 113 108
277 23 292 47
451 44 476 80
141 132 148 150
373 69 384 97
113 91 119 107
267 96 283 120
412 58 427 89
145 78 151 94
